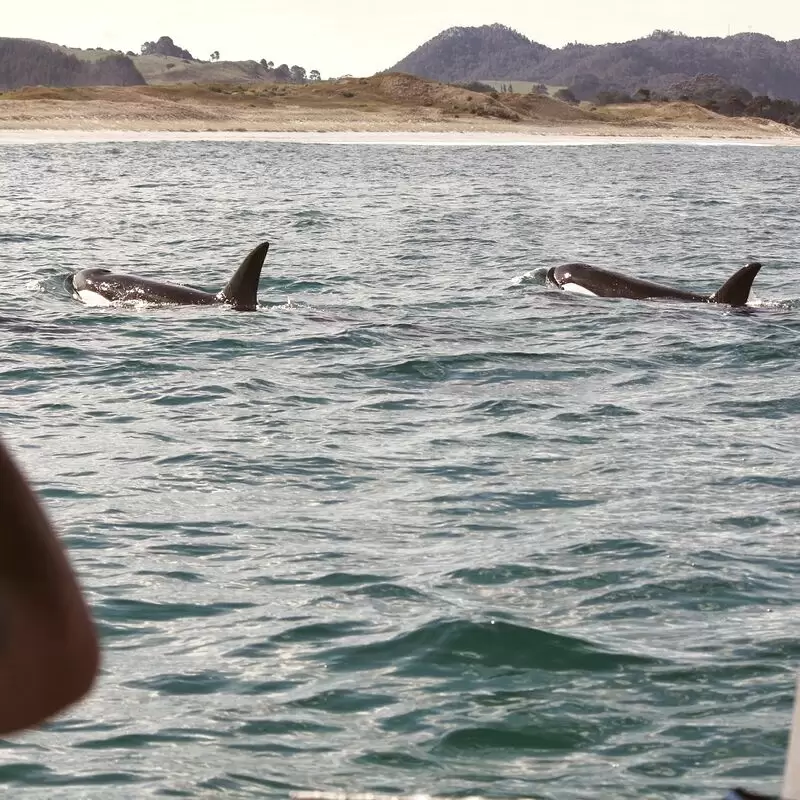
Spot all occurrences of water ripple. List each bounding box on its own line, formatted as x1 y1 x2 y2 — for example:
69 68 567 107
1 140 799 799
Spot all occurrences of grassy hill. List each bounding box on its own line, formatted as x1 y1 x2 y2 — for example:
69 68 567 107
2 38 309 88
130 54 273 85
53 42 275 85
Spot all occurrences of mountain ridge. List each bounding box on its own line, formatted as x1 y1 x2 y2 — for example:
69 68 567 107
389 25 800 102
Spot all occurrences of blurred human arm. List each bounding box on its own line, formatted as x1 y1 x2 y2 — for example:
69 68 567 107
0 438 99 735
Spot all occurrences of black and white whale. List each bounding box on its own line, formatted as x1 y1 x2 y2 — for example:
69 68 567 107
546 261 762 307
70 241 269 311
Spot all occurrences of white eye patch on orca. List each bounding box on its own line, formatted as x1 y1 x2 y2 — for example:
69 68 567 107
560 282 598 297
74 289 113 307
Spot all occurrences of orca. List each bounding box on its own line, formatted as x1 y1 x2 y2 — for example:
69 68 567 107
70 241 269 311
546 261 762 307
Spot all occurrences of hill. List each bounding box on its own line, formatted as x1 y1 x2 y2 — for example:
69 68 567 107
0 36 318 90
0 38 144 91
389 25 800 102
130 54 274 85
393 24 550 85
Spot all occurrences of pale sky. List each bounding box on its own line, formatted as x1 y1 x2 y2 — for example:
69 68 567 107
5 1 800 79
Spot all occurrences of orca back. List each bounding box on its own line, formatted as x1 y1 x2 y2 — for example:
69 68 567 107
71 240 271 311
548 261 763 307
549 263 705 302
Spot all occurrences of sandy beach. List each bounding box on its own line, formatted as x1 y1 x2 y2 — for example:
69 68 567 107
4 129 800 148
2 79 800 145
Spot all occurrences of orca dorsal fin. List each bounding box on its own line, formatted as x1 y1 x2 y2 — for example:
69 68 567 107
216 241 269 311
709 262 762 307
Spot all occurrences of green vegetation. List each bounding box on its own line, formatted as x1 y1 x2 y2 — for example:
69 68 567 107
452 81 496 94
584 74 800 129
479 80 552 95
553 88 578 105
660 76 800 127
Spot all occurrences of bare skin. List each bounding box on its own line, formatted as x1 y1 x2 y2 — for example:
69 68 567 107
0 438 99 735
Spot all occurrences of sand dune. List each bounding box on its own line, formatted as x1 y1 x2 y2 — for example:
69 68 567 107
1 76 799 143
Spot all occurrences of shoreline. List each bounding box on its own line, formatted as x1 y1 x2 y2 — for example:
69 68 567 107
2 128 800 147
0 125 800 147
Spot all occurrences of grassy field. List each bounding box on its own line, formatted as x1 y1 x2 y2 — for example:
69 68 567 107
131 54 273 85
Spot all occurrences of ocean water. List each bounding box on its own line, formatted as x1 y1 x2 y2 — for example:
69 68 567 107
1 138 799 799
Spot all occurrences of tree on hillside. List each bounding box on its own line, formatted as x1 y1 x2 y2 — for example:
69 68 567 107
455 81 495 93
273 63 291 81
309 69 321 81
290 65 307 82
648 29 686 39
554 88 578 104
594 89 634 105
140 36 194 60
570 72 601 101
209 51 220 62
